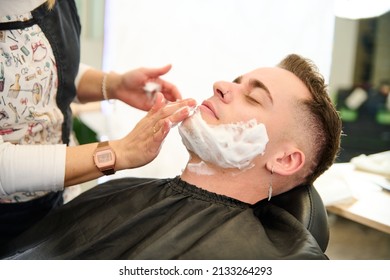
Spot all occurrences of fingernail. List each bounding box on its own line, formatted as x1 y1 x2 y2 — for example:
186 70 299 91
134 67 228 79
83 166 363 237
181 106 191 115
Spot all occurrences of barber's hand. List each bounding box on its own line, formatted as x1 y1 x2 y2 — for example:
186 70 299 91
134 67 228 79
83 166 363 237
112 92 196 170
109 65 182 111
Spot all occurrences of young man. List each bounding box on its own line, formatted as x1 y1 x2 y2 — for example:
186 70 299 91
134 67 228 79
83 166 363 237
1 54 341 260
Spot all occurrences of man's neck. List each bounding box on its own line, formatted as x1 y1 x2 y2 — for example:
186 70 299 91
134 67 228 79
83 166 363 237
180 159 269 204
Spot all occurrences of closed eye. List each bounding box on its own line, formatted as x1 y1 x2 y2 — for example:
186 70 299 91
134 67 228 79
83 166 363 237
246 94 261 105
233 76 273 105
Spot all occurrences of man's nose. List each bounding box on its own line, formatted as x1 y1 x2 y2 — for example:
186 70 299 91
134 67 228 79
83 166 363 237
213 81 233 103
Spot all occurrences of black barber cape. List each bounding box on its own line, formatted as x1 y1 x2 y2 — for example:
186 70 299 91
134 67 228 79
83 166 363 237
1 177 327 259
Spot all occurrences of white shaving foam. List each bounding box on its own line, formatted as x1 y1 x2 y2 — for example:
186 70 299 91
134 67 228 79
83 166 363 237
178 109 269 171
143 81 161 93
187 161 215 175
143 82 161 101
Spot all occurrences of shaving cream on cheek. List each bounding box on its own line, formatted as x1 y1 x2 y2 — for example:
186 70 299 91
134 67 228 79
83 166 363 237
178 109 269 170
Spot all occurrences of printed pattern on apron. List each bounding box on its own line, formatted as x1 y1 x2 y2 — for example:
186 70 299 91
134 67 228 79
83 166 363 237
0 11 63 203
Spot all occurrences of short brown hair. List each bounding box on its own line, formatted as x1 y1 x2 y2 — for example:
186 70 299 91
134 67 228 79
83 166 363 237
46 0 56 10
278 54 342 184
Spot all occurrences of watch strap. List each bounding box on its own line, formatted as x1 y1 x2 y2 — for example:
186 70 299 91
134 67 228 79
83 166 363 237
100 165 116 176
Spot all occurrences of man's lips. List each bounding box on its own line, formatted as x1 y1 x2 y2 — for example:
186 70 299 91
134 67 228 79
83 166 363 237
200 100 218 119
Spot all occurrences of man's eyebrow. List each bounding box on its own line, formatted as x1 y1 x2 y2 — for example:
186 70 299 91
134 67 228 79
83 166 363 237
233 76 242 84
233 76 273 104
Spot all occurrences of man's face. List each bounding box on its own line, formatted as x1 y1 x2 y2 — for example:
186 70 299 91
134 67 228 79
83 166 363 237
191 67 311 149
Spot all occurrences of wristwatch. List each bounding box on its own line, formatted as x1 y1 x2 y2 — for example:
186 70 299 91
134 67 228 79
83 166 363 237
93 141 116 175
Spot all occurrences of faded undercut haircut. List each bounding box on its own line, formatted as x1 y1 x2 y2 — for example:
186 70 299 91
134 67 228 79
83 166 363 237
278 54 342 185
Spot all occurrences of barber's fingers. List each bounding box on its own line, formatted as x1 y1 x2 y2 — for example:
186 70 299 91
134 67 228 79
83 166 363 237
149 92 197 113
158 80 182 101
147 93 196 149
149 92 166 113
152 105 194 140
143 64 172 78
151 119 171 142
167 105 195 126
149 93 196 118
120 97 195 168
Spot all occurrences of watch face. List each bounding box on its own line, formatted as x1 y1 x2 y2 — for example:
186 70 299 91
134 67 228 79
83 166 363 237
95 150 115 166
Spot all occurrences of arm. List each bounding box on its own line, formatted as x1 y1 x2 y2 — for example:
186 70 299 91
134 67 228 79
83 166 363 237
0 62 193 195
0 94 196 194
64 92 196 186
0 139 66 196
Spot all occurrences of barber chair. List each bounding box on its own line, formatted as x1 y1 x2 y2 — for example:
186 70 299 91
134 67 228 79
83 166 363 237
270 184 329 252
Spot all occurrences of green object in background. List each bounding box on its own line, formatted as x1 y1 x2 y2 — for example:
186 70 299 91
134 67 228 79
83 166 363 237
73 117 98 144
376 110 390 125
340 107 358 122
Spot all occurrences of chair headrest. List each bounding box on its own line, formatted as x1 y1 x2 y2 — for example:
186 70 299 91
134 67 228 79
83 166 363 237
271 184 329 252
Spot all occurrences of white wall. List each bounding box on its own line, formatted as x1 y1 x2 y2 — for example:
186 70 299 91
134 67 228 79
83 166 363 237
328 17 359 96
76 0 105 69
101 0 336 179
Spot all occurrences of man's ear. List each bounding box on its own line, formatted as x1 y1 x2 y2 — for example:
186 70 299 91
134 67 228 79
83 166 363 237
266 148 305 176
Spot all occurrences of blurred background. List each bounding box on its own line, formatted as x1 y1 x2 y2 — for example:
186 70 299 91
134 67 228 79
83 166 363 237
73 0 390 259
